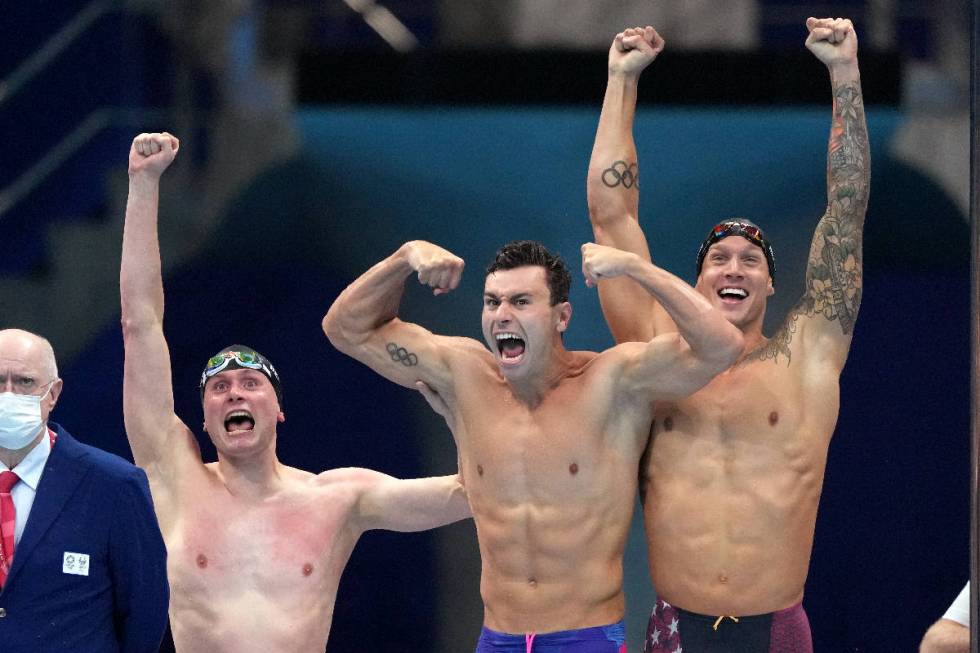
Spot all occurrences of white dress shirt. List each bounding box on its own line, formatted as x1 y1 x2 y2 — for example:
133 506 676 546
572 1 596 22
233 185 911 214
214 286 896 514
0 428 53 547
943 582 970 628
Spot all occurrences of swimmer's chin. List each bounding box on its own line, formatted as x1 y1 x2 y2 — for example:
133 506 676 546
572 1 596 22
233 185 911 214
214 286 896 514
496 352 526 368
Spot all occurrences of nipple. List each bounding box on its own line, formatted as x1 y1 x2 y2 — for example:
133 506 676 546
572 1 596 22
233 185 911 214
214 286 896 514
196 554 208 569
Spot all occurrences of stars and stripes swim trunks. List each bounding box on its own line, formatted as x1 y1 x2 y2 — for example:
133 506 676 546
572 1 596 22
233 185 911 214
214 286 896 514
644 599 812 652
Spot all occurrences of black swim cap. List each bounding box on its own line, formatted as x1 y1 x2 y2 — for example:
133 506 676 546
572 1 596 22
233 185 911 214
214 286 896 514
199 345 283 407
696 219 775 281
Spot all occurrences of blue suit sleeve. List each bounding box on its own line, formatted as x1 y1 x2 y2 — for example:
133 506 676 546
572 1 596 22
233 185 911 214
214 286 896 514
109 468 170 652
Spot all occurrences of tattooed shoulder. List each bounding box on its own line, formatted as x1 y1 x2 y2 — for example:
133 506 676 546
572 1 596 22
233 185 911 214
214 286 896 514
741 311 801 367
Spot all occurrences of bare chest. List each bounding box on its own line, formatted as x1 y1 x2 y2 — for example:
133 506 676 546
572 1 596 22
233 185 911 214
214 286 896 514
167 492 357 600
671 363 805 440
649 359 839 475
454 379 645 504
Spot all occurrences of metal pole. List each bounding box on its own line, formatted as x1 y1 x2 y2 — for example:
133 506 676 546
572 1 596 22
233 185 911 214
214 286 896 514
971 1 979 651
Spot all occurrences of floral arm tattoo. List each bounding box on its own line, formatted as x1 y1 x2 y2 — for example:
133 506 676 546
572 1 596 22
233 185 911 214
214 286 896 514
750 79 870 365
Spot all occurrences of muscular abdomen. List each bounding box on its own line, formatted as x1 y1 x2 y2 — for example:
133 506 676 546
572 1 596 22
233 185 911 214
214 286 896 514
642 368 838 616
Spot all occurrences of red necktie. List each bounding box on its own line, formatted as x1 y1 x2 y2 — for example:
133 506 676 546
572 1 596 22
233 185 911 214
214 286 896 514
0 470 19 588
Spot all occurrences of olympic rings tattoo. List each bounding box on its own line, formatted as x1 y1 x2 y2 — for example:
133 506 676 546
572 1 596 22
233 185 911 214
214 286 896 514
601 160 638 189
387 342 419 366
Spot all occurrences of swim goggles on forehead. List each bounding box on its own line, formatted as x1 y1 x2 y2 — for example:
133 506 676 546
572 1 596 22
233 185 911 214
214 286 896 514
202 351 264 378
696 220 776 279
710 222 765 243
198 348 284 406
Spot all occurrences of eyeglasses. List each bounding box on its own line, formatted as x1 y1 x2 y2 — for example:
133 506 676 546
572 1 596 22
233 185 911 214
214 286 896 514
202 351 263 379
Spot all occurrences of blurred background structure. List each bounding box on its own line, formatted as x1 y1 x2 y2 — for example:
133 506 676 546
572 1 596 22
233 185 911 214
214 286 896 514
0 1 971 651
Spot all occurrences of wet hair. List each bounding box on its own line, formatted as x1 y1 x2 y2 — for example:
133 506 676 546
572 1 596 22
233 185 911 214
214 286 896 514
485 240 571 305
695 218 776 281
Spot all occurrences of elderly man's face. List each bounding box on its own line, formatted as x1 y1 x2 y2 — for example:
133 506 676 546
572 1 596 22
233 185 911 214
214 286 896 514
0 330 63 432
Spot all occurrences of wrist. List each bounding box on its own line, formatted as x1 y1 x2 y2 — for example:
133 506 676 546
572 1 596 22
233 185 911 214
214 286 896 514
828 60 860 83
396 241 421 272
623 252 643 278
128 171 161 191
608 69 642 85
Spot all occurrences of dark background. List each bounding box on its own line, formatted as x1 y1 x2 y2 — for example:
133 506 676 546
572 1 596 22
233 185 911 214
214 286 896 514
1 2 971 651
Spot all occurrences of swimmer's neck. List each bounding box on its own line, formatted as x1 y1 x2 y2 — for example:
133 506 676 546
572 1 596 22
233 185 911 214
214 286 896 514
215 448 287 499
741 329 768 354
504 345 577 408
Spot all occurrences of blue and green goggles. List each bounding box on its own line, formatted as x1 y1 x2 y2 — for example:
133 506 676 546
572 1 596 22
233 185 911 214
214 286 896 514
198 346 283 406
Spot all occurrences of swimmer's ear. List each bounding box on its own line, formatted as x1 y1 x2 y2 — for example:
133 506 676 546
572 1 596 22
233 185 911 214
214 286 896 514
556 301 572 333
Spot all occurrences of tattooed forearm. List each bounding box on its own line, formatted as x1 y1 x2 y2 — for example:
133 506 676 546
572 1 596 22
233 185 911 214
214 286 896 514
386 342 418 366
601 160 639 189
801 80 869 335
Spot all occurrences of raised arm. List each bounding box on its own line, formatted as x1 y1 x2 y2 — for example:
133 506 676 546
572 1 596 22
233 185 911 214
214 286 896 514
582 243 743 398
323 241 467 394
587 26 673 344
120 133 198 478
790 18 870 369
349 469 470 533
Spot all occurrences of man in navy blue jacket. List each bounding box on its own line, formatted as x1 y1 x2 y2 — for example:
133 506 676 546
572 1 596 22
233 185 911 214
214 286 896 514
0 328 169 652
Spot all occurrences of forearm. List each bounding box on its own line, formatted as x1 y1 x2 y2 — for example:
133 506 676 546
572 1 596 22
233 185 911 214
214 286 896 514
803 63 870 335
365 473 470 532
588 71 642 235
323 244 415 350
399 474 470 532
588 72 668 343
823 62 869 243
624 256 742 360
120 172 180 464
826 61 869 217
120 173 165 332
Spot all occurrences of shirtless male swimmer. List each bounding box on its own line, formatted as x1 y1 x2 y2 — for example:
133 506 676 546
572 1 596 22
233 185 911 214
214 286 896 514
323 237 744 651
120 132 471 652
586 17 870 652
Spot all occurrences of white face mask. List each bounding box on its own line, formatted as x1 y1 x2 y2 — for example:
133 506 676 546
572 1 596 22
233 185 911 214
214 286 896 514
0 386 51 451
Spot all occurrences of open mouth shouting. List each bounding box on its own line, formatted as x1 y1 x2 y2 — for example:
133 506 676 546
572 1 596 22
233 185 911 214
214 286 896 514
718 287 748 304
495 332 526 365
224 410 255 433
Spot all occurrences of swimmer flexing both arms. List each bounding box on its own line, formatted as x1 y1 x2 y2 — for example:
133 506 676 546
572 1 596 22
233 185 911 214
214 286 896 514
324 237 743 651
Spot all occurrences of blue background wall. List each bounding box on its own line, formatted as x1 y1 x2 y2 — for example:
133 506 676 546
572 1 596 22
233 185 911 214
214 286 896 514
43 105 971 651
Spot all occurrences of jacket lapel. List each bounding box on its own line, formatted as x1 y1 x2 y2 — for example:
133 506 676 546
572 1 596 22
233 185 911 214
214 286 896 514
3 423 90 589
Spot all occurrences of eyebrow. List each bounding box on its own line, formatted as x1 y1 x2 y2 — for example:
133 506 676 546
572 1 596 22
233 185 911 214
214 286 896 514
483 292 532 301
0 373 35 382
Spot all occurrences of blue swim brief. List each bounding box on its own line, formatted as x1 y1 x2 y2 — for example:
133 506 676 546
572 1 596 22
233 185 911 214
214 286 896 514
476 620 627 653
